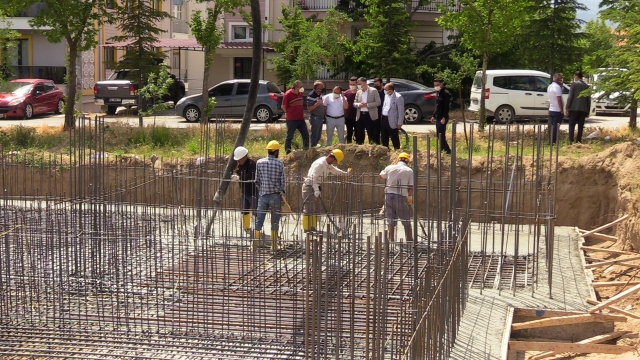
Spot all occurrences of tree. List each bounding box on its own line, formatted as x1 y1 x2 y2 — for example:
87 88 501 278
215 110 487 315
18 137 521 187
28 0 112 129
138 67 174 118
580 18 616 74
0 7 19 85
598 0 640 129
439 0 532 129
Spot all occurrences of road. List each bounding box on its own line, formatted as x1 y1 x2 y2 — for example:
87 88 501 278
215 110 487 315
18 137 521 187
0 110 636 133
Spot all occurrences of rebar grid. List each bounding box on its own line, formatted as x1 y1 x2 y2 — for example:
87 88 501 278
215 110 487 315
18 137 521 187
0 117 556 359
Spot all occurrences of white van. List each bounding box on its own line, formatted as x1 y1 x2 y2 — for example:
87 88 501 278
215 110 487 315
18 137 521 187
468 70 594 123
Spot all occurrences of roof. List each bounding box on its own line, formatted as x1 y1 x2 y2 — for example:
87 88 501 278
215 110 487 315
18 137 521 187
101 38 274 51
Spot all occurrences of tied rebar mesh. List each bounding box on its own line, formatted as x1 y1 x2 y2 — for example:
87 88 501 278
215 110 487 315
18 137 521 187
0 116 556 359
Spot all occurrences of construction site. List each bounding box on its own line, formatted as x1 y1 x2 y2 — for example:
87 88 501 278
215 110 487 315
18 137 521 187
1 116 640 359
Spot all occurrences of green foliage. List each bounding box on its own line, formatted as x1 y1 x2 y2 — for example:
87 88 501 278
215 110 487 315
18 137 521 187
9 126 36 148
270 6 313 87
419 51 478 92
0 8 19 82
138 68 174 117
580 19 616 75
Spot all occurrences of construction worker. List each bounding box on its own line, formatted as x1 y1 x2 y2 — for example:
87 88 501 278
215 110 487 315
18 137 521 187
230 146 256 232
254 140 286 250
302 149 351 232
379 152 414 244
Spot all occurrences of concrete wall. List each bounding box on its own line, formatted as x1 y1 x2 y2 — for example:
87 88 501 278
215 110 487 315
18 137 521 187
31 33 66 67
412 21 444 49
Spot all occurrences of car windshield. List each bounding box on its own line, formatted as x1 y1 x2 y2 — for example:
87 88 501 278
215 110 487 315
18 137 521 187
266 82 282 93
3 82 33 95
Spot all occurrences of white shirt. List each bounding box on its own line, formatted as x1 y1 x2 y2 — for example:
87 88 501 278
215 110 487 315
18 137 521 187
323 94 345 117
304 157 347 191
547 82 563 112
380 161 413 196
382 92 392 116
360 89 368 112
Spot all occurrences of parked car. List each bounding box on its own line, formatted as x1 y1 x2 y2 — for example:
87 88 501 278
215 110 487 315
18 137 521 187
0 79 65 119
175 79 284 122
367 78 437 123
591 69 631 116
468 70 595 123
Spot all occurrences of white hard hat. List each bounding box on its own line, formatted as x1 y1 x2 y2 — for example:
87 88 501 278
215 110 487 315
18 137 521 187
233 146 249 160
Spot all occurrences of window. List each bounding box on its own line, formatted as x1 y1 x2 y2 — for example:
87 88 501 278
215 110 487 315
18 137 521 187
235 82 250 95
105 0 116 9
209 83 234 97
150 0 161 10
266 82 281 93
33 83 45 95
104 46 115 69
234 58 252 79
173 5 182 19
232 26 253 41
43 82 55 93
533 76 550 92
394 84 409 92
493 76 531 91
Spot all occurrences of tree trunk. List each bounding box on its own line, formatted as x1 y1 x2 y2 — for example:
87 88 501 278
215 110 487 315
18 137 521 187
64 45 78 130
630 98 637 130
211 0 262 207
458 84 468 147
479 51 488 131
200 47 212 124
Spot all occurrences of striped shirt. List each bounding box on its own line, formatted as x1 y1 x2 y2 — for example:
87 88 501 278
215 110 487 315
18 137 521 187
256 155 286 196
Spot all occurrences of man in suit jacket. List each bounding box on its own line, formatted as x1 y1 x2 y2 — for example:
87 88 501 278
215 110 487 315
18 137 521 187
565 70 591 143
355 77 381 145
380 83 405 149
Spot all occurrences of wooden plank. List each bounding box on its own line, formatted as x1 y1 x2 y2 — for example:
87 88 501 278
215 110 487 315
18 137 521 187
590 282 640 313
508 340 633 354
501 307 515 360
577 231 618 242
512 308 585 319
585 298 640 319
511 313 626 331
581 215 629 238
585 255 640 269
592 281 640 288
528 331 630 360
581 246 636 256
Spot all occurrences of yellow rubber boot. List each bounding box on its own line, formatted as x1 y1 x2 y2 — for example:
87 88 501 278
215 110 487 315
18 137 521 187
253 230 261 251
271 230 279 251
310 216 318 231
243 213 251 231
303 215 310 232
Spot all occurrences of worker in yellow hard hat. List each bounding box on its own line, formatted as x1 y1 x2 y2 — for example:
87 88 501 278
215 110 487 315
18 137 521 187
254 140 286 250
379 152 414 244
302 149 351 232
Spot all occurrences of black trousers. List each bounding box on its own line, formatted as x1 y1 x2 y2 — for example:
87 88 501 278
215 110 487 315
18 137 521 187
435 118 451 153
345 117 356 144
381 116 400 149
355 112 375 145
370 117 380 145
568 111 587 143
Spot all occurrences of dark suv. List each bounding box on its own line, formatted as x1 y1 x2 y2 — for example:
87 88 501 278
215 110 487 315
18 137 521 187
175 79 284 122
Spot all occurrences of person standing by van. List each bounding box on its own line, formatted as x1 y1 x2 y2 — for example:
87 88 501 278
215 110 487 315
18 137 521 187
565 71 590 143
547 73 564 146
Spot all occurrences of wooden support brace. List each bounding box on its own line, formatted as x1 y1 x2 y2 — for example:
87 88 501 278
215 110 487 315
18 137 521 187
590 282 640 313
585 298 640 319
511 313 626 331
592 281 640 288
509 340 633 354
580 215 629 239
585 255 640 269
580 246 637 256
577 231 618 242
527 331 631 360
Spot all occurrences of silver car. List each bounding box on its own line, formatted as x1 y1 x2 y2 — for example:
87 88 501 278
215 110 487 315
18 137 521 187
175 79 284 122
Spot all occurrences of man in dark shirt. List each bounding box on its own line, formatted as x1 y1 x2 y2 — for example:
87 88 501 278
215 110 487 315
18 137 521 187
430 78 452 154
373 77 385 144
343 76 358 143
307 81 325 147
231 146 257 232
282 80 310 154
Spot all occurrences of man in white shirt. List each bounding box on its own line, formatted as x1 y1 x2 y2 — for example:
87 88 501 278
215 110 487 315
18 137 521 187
547 73 564 146
380 83 405 150
354 77 381 145
323 86 349 145
379 153 414 244
302 149 350 232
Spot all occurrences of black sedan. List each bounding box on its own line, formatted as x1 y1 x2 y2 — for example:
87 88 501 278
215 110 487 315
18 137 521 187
368 78 437 123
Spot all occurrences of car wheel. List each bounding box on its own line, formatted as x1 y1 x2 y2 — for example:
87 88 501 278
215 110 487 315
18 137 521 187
495 105 515 124
55 100 64 114
106 106 118 115
23 104 33 119
404 105 422 124
184 105 201 122
255 105 273 123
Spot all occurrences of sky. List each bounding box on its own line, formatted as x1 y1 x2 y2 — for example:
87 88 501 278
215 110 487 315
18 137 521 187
578 0 600 22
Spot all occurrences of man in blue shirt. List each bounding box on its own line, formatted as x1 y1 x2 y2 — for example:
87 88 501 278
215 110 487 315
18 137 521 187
255 140 286 250
307 81 325 147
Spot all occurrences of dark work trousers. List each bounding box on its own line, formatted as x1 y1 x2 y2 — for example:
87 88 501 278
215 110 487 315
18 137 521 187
548 111 563 146
568 110 587 143
355 111 374 145
370 118 380 145
345 117 356 144
381 116 401 150
435 118 451 154
285 120 310 154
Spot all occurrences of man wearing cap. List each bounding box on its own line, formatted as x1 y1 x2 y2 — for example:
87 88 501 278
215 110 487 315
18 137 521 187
231 146 256 232
430 78 452 155
379 153 414 245
255 140 286 250
302 149 351 232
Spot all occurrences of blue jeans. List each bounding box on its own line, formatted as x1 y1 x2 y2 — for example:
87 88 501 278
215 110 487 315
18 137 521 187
548 111 563 145
255 193 282 231
241 193 256 215
285 120 310 154
309 114 324 147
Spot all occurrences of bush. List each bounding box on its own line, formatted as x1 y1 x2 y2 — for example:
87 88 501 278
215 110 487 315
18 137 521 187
10 126 36 148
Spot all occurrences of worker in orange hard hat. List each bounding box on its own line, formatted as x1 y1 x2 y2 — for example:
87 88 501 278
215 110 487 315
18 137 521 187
379 152 414 244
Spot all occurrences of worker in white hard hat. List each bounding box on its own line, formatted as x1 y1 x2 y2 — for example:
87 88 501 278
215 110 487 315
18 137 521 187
379 152 414 244
254 140 286 250
302 149 351 232
230 146 256 232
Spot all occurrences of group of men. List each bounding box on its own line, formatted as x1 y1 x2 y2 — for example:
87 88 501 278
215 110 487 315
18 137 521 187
547 70 591 145
230 143 415 250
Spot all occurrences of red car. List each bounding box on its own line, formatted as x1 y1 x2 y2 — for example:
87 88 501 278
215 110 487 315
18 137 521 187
0 79 65 119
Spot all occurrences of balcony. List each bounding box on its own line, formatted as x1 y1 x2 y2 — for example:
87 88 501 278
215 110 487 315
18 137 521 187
298 0 459 11
315 65 347 81
13 3 47 17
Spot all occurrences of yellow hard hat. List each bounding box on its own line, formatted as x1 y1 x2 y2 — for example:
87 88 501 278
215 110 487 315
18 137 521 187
398 152 411 160
331 149 344 164
266 140 281 151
